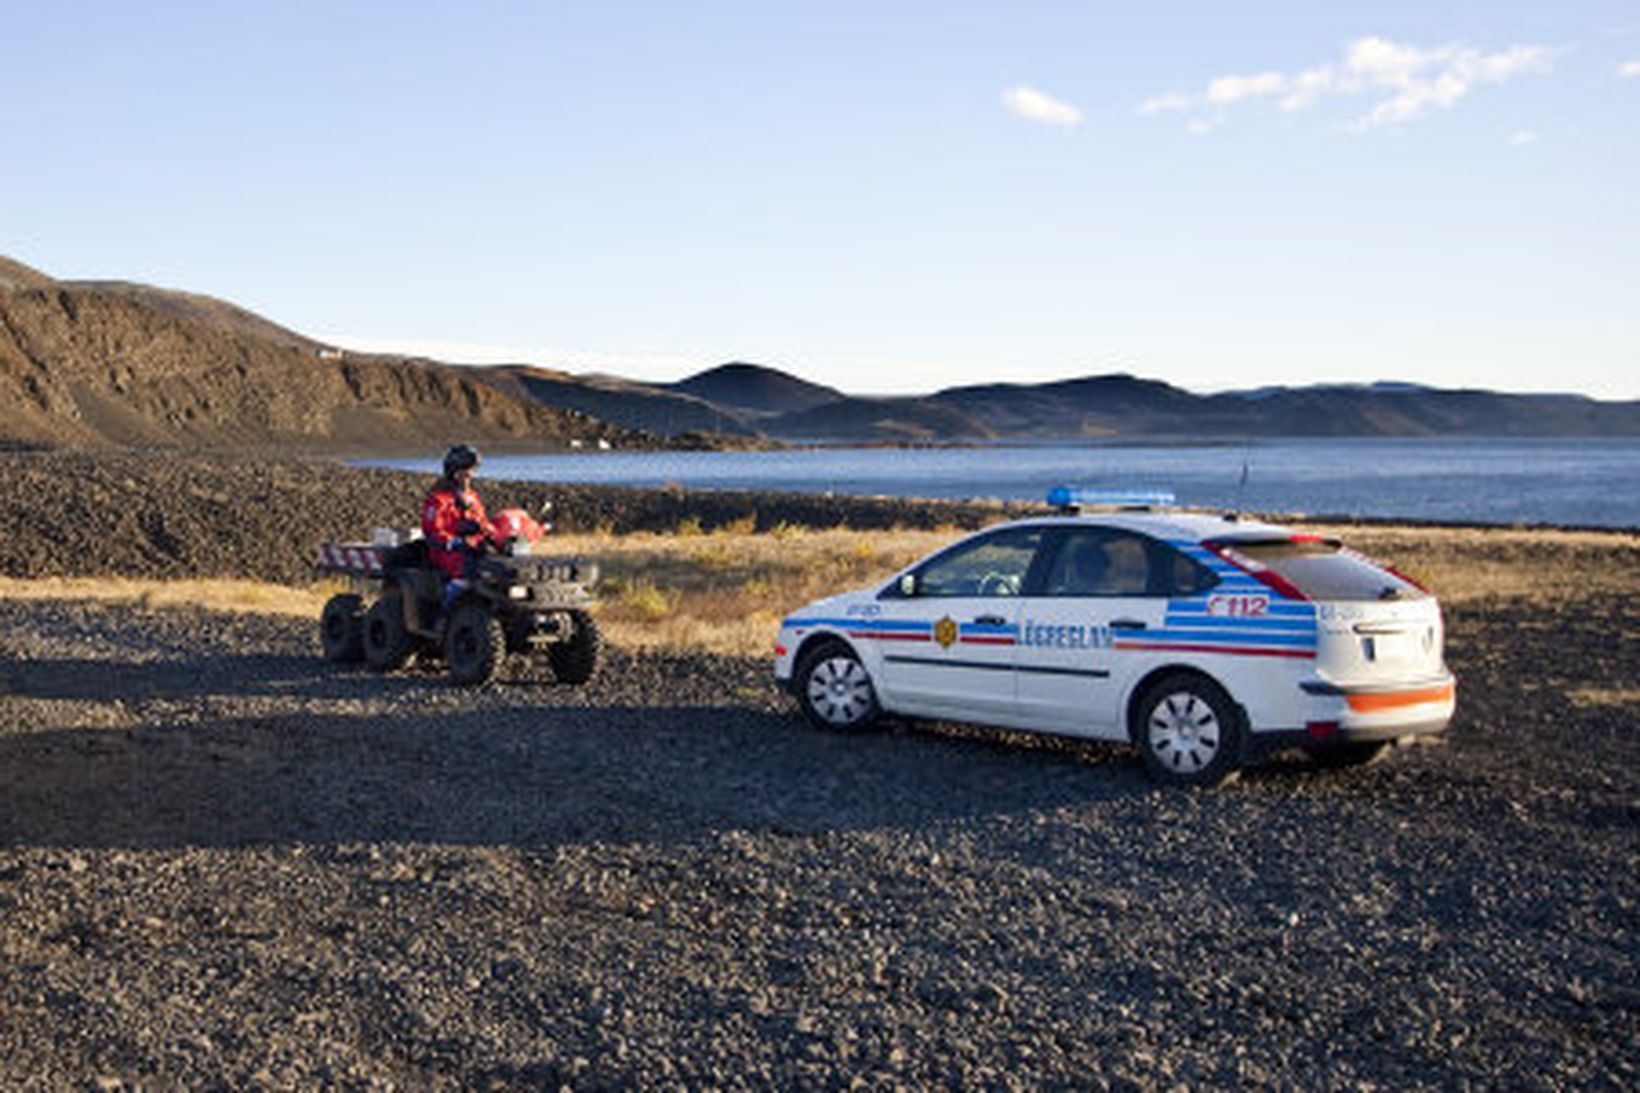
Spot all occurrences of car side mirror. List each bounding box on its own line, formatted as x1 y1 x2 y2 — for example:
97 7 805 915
898 573 917 598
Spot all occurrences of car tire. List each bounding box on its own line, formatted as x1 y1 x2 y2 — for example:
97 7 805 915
1133 673 1243 787
548 610 601 685
319 593 365 663
363 588 416 673
795 641 880 733
446 601 505 686
1306 739 1392 769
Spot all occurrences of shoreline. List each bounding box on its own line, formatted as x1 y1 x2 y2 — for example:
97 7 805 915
2 448 1636 593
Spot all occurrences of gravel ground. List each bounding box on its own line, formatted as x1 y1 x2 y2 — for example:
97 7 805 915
1 584 1634 1087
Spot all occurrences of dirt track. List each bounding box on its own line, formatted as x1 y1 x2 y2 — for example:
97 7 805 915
1 579 1634 1086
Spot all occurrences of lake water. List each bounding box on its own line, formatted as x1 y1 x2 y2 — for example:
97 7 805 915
368 438 1640 529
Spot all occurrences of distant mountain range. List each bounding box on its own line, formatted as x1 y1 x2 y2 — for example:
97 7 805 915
2 254 1634 451
606 365 1639 442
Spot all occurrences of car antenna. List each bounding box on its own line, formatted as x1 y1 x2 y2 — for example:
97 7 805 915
1228 443 1251 521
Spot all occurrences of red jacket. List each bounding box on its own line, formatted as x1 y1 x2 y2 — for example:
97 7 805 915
422 480 495 579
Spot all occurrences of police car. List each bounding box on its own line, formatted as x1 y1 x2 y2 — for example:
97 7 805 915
774 489 1456 786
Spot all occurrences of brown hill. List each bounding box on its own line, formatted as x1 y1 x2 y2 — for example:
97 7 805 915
664 361 844 415
0 260 641 453
481 364 762 438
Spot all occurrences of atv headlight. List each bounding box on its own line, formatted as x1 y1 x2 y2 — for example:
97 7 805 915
508 586 529 601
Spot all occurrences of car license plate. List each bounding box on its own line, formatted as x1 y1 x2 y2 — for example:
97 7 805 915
1363 632 1413 664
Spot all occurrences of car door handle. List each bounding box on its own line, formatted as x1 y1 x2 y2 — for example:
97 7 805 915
1109 618 1148 630
973 614 1007 626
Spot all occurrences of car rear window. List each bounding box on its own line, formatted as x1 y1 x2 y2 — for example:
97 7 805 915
1224 538 1428 602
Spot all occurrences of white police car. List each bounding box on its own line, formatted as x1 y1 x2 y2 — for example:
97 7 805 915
774 489 1456 786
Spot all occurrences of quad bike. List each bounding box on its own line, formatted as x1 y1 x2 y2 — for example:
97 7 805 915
316 512 601 686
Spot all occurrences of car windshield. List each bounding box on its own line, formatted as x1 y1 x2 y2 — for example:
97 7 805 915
1226 537 1428 602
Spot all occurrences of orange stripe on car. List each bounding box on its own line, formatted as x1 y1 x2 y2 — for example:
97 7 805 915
1346 683 1456 713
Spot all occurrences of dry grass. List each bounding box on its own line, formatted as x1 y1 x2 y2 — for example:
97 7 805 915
553 526 952 655
0 576 334 618
2 522 1634 657
1567 688 1640 710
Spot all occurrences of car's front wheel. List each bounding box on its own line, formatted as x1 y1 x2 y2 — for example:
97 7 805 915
1133 673 1243 787
795 641 880 732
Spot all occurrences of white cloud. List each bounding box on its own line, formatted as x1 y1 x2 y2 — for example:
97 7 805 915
1002 86 1083 128
1137 91 1191 115
1279 67 1339 112
1205 71 1287 105
1508 129 1541 146
1620 59 1640 77
1138 36 1556 133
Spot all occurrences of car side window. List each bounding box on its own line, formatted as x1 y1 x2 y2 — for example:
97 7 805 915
1163 545 1220 596
907 527 1043 598
1041 529 1153 597
1038 529 1219 597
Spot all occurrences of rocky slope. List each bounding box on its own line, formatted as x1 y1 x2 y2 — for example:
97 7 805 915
0 449 1023 586
0 258 636 453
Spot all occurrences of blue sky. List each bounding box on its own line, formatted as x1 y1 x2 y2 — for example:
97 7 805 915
4 1 1637 398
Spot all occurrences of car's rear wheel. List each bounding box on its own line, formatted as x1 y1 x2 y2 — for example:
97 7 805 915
1134 673 1243 787
795 641 880 732
319 593 364 663
363 588 416 672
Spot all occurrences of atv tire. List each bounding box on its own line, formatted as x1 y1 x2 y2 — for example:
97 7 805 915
446 602 506 686
549 610 601 685
320 593 365 663
363 588 416 672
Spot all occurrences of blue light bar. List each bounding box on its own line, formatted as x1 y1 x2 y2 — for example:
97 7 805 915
1047 486 1176 510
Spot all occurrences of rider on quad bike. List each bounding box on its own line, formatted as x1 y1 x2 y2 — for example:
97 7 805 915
423 443 496 607
318 445 598 686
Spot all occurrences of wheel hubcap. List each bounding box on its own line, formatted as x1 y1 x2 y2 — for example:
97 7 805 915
807 657 872 725
1148 691 1221 773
